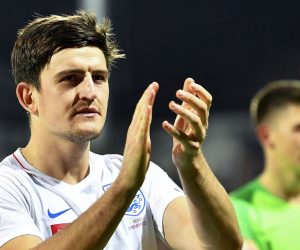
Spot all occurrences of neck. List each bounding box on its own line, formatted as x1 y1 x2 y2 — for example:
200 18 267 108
22 134 90 185
260 158 300 202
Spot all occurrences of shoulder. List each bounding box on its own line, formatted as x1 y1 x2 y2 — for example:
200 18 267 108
89 151 166 176
230 179 261 204
0 153 30 185
229 179 266 228
1 152 20 171
0 154 37 210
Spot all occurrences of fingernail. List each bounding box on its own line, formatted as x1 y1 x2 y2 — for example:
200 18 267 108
170 101 177 109
190 83 197 89
163 122 171 131
177 90 185 97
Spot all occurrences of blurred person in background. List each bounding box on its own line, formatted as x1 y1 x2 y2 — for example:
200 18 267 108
0 11 242 250
230 80 300 250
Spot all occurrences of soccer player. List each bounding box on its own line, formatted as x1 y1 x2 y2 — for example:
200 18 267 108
0 11 242 250
231 80 300 250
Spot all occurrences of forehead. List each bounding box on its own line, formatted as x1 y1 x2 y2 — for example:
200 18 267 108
46 46 107 72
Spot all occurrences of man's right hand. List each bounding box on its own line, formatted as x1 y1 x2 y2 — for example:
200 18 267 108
119 82 159 189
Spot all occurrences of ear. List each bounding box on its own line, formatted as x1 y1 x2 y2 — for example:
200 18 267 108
16 82 39 115
256 123 274 148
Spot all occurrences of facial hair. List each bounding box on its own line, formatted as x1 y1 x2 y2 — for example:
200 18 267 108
61 130 101 144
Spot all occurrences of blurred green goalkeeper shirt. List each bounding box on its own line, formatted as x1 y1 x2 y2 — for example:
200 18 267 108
230 179 300 250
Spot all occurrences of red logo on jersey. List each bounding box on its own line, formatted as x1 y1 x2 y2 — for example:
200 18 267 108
51 223 70 235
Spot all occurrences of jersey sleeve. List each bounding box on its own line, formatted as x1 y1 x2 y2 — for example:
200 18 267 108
0 171 43 247
145 162 184 241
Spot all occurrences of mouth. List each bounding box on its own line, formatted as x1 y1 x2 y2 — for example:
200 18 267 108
74 107 100 117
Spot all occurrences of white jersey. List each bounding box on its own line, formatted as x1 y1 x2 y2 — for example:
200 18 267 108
0 149 184 249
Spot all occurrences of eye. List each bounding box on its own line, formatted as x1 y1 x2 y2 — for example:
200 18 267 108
63 75 74 81
293 124 300 132
61 74 82 85
92 74 106 84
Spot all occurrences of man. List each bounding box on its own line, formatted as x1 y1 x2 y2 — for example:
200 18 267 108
0 11 242 250
230 80 300 250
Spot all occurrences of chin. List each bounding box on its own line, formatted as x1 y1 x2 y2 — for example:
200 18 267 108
64 130 101 144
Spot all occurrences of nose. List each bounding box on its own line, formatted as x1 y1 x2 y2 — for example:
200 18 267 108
78 74 96 100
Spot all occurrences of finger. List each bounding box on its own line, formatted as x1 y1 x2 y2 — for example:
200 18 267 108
162 120 200 150
183 77 195 94
182 78 213 111
128 82 158 142
173 78 196 130
181 78 195 109
169 101 206 140
162 120 189 139
173 109 188 132
148 82 159 106
176 90 209 128
189 82 212 111
139 105 152 137
137 102 154 163
132 82 159 121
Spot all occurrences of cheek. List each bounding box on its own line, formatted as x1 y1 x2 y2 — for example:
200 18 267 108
281 137 300 158
286 133 300 148
97 85 109 104
39 93 69 118
295 133 300 145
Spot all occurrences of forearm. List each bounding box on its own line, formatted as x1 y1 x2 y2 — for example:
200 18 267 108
177 151 242 250
33 176 139 250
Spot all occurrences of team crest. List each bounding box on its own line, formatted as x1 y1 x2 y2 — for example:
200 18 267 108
102 183 146 216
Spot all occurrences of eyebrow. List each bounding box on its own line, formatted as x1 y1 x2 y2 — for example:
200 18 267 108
54 69 109 81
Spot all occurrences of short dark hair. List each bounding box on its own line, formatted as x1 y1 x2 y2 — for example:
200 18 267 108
250 80 300 126
11 10 124 89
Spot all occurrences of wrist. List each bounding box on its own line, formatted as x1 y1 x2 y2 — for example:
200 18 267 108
115 168 145 193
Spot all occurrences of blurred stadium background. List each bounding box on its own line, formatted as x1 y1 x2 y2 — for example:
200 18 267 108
1 0 300 192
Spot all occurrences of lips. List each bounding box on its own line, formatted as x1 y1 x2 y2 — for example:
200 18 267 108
74 107 100 116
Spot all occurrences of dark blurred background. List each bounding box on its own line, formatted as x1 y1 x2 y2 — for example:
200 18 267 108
1 0 300 191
